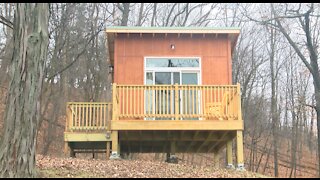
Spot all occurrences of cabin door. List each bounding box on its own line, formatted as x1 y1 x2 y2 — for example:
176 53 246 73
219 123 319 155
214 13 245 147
154 72 180 120
145 71 200 120
144 57 201 120
181 72 200 120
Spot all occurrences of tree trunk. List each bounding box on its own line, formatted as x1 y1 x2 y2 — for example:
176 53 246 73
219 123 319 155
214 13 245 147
151 3 157 26
0 3 49 178
269 19 279 177
270 4 320 176
120 3 130 26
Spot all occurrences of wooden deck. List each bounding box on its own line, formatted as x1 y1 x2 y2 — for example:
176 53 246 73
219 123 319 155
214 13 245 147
64 84 244 168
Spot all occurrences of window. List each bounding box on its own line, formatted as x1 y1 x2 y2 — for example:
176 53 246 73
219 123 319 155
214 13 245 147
146 58 199 68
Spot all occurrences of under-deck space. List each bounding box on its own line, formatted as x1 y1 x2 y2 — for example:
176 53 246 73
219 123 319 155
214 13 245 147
119 130 236 153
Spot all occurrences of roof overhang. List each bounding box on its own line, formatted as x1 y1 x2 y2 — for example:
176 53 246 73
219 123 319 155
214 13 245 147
106 26 240 65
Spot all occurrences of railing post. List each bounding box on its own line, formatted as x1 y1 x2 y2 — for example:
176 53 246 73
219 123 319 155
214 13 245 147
112 83 118 122
237 83 242 121
110 83 121 159
66 103 72 131
66 103 69 132
174 83 179 120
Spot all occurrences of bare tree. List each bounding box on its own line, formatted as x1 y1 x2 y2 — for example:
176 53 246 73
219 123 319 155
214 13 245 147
117 3 130 26
0 3 49 177
268 3 320 176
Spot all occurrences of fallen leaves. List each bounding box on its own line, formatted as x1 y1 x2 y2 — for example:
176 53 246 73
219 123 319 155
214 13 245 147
36 155 266 178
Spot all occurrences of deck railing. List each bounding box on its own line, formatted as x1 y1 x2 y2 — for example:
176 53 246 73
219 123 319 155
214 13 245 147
112 83 242 121
66 102 112 131
65 84 242 131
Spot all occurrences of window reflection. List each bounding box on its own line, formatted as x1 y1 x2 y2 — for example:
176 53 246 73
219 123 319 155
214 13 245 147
146 58 199 67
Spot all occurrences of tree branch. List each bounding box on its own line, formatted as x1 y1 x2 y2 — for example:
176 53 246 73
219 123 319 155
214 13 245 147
46 22 104 81
270 3 314 74
0 15 13 29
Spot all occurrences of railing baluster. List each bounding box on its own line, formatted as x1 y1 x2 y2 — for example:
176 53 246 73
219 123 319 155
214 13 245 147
192 86 195 116
172 86 174 118
132 87 136 116
166 86 169 117
93 104 96 128
126 86 128 117
102 104 105 128
136 87 139 117
85 103 88 129
99 104 102 129
161 86 164 116
156 86 158 117
138 87 144 117
175 84 179 120
120 87 123 116
204 86 207 119
162 86 164 116
196 87 199 116
148 86 150 117
183 86 186 117
188 86 191 117
141 87 143 117
73 104 77 129
108 103 110 128
159 86 161 117
88 103 91 129
79 104 82 128
200 87 203 118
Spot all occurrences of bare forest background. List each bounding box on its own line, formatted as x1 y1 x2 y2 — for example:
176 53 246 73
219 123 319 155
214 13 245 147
0 3 319 178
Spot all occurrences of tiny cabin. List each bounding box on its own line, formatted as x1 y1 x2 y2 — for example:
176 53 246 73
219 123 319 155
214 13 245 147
64 26 244 169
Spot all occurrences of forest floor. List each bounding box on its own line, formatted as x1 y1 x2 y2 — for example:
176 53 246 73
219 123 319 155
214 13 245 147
36 155 268 178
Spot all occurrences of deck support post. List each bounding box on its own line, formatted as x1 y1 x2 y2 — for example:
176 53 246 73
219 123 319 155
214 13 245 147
70 147 76 158
64 142 75 158
92 148 95 159
226 139 234 169
64 141 69 156
236 130 245 171
214 151 220 168
110 131 121 160
166 141 178 163
106 141 111 160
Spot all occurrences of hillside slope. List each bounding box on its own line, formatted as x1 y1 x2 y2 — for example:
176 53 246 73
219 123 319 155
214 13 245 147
36 155 267 178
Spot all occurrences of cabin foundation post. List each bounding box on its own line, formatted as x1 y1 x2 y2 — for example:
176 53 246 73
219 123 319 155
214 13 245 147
106 141 111 160
64 142 75 158
70 147 76 158
110 131 121 160
226 139 234 169
64 141 69 156
166 141 178 163
214 151 220 168
236 130 245 171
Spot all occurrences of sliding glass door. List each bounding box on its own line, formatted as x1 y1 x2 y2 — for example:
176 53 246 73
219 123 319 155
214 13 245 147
181 72 199 120
144 57 201 120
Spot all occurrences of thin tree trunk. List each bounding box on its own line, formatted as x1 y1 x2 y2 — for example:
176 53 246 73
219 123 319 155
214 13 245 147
120 3 130 26
151 3 157 26
136 3 144 26
268 18 279 177
0 3 49 178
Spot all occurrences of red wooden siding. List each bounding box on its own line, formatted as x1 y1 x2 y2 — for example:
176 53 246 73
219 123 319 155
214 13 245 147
113 33 232 85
